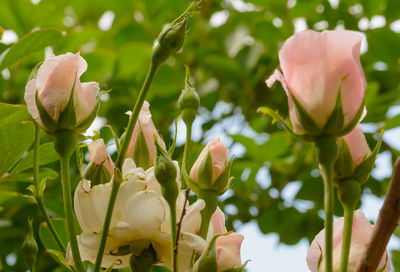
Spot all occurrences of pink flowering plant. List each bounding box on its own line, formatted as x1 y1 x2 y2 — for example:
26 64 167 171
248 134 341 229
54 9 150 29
1 1 400 272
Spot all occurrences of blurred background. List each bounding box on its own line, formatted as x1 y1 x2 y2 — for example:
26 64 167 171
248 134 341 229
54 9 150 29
0 0 400 271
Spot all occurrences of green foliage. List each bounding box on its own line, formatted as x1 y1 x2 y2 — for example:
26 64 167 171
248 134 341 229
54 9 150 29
0 28 62 69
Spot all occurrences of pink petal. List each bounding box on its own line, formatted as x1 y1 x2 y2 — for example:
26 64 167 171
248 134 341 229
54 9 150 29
24 79 44 127
211 207 227 234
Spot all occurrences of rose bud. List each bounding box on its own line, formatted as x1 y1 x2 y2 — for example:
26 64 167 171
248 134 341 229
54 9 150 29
266 30 366 137
24 52 99 134
189 138 232 196
126 101 166 169
306 210 391 272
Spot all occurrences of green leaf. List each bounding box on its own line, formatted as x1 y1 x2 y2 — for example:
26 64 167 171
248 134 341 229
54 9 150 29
0 122 35 177
0 28 63 69
1 168 58 183
46 249 72 271
0 103 31 127
11 142 58 174
385 113 400 131
39 219 69 267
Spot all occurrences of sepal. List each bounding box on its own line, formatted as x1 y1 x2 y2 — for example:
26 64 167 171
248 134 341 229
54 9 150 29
212 157 234 195
290 92 322 136
222 261 249 272
334 138 355 181
134 126 151 170
339 100 365 136
193 232 232 272
58 74 77 130
75 99 100 133
353 129 383 184
196 150 214 189
35 91 58 132
322 87 344 135
84 161 112 186
181 167 201 194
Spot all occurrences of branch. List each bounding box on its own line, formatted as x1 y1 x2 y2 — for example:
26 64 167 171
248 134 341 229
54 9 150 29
356 158 400 272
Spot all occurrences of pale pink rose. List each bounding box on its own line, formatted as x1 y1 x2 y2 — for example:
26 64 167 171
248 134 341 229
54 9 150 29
126 101 166 164
190 138 229 183
88 139 114 175
215 233 244 272
24 52 99 128
266 30 366 133
306 210 391 272
211 207 227 234
342 124 371 167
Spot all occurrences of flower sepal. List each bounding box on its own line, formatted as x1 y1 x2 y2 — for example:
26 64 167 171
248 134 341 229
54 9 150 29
133 126 151 170
193 232 231 272
352 129 383 184
129 244 157 272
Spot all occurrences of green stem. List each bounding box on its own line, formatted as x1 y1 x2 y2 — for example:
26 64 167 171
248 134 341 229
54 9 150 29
181 122 192 189
170 202 178 272
322 164 334 272
60 155 84 272
315 136 338 272
93 61 160 272
340 206 354 272
198 191 218 239
33 125 66 252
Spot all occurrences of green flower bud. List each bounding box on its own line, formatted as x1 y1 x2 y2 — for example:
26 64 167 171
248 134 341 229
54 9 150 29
154 139 179 206
337 178 361 210
151 1 201 66
21 218 38 270
129 244 157 272
179 66 200 125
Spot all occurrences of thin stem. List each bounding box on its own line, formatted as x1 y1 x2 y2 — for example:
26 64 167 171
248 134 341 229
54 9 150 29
340 206 354 272
93 61 160 272
116 62 159 169
198 191 218 239
33 125 66 252
60 155 84 272
321 163 334 272
315 136 338 272
181 122 192 189
170 202 178 272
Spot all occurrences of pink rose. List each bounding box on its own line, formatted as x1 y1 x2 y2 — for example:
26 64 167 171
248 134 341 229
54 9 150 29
266 30 366 134
215 233 244 272
88 139 114 175
342 124 370 167
306 210 391 272
24 52 99 130
190 138 229 184
126 101 166 164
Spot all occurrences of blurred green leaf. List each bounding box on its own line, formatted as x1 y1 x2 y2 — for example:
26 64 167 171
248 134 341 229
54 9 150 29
0 122 35 177
0 103 31 128
0 28 63 69
12 142 58 174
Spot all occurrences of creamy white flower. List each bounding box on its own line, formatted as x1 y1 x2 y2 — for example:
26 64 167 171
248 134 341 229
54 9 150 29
69 158 205 270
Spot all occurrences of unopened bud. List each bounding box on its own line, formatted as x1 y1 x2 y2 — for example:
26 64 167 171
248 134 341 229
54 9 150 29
151 1 201 66
179 66 200 125
21 218 38 270
154 139 179 205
